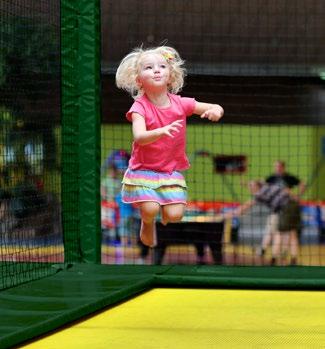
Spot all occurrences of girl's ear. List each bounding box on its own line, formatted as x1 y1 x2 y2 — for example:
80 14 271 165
136 76 142 87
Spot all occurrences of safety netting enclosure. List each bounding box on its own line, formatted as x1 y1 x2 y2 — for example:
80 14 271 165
0 0 325 348
0 1 62 290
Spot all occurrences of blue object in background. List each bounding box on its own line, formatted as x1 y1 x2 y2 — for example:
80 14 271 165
115 193 134 219
102 149 130 174
317 204 325 229
221 207 240 229
301 204 320 228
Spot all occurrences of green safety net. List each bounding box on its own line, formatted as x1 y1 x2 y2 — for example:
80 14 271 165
0 1 62 290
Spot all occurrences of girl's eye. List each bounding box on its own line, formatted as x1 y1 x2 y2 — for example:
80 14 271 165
160 64 166 68
145 66 152 70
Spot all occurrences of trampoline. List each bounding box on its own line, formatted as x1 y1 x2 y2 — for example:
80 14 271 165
20 287 325 349
0 264 320 348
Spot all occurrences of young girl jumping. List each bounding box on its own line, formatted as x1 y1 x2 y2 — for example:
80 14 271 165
115 45 224 247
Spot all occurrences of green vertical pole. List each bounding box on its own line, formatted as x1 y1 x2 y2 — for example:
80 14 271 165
61 0 101 263
312 126 325 200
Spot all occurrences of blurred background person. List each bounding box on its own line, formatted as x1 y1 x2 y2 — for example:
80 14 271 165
257 160 305 258
228 180 301 265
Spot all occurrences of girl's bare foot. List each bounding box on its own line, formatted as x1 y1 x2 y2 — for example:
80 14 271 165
140 220 157 247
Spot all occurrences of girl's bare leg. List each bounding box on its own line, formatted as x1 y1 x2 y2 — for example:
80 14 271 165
161 203 186 225
139 201 160 247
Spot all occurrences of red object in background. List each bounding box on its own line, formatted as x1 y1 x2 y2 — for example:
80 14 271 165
35 179 44 191
187 201 240 213
101 201 120 229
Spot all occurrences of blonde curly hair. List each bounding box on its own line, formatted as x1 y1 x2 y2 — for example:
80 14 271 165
115 46 186 99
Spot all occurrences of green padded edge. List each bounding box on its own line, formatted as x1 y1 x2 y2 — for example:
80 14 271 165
154 265 325 289
0 264 159 349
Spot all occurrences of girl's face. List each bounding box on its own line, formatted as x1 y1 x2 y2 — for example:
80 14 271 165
137 53 171 93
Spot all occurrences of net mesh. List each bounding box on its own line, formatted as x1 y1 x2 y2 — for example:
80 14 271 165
1 1 323 288
101 0 325 266
0 0 62 289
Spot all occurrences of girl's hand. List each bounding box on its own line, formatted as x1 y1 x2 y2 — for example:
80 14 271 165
131 113 183 145
200 105 224 122
161 119 183 138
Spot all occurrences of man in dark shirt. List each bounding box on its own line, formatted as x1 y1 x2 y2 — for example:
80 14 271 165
265 160 305 195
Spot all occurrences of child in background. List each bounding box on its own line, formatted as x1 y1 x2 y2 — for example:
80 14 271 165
115 45 224 247
100 164 121 241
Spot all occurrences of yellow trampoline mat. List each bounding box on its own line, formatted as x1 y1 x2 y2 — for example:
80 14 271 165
21 288 325 349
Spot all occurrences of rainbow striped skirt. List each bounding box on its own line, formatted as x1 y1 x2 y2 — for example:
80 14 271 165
121 169 187 206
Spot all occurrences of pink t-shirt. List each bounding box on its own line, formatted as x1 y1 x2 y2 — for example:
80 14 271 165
126 93 196 173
